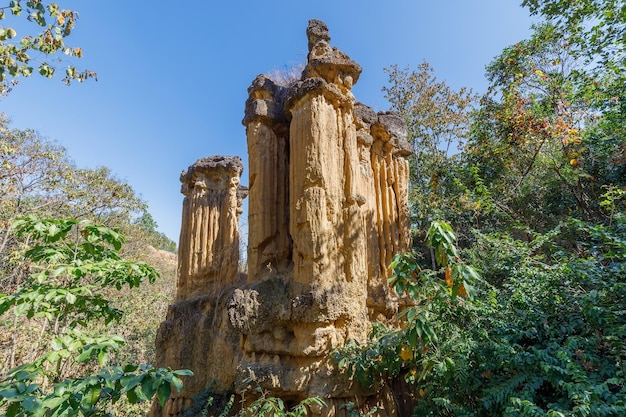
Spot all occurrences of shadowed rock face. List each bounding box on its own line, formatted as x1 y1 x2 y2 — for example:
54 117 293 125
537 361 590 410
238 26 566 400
152 19 412 417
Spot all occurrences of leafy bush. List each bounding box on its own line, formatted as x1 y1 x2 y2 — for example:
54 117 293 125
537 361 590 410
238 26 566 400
335 217 626 416
0 217 191 417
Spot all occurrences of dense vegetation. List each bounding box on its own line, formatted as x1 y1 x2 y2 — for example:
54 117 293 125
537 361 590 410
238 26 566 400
335 0 626 416
0 113 183 416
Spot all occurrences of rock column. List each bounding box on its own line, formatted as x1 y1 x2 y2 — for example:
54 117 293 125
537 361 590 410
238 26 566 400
287 20 362 288
243 76 292 281
176 156 246 301
366 111 413 318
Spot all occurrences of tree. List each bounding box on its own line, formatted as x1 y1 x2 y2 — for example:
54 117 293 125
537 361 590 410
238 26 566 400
465 19 625 233
336 4 626 416
0 0 95 96
467 24 591 231
0 216 191 416
383 62 477 246
334 221 481 414
132 212 176 253
522 0 625 68
335 213 626 416
0 119 146 292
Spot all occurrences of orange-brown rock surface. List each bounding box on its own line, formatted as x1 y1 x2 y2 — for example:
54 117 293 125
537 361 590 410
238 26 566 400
152 19 412 417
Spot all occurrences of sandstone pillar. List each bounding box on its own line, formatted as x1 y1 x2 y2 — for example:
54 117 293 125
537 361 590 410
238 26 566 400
286 20 365 291
176 156 246 301
243 75 291 281
368 112 413 318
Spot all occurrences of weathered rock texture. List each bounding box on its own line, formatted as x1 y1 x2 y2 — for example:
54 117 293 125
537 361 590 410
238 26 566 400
152 19 412 417
176 156 247 301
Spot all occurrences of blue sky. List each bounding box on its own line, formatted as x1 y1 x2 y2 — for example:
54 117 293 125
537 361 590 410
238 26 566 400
2 1 535 242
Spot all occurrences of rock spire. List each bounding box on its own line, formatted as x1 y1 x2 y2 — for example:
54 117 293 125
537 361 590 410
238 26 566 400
152 19 412 417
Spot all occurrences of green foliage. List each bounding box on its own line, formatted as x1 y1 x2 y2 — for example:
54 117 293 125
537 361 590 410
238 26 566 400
0 118 179 417
1 363 191 417
182 387 235 417
0 118 171 293
381 2 624 245
467 218 626 416
335 216 626 416
0 216 191 416
366 4 626 414
181 383 326 417
467 22 600 232
339 401 378 417
334 221 480 392
242 393 326 417
132 212 176 253
0 1 96 96
521 0 625 67
383 63 477 240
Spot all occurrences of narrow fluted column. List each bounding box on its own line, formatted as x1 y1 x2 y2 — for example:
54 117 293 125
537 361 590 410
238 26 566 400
286 19 364 291
243 75 291 281
176 156 246 301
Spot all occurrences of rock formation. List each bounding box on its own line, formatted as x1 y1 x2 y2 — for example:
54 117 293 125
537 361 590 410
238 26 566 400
152 19 412 417
176 156 247 301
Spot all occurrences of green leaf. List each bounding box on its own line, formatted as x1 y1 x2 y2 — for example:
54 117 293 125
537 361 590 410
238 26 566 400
123 364 139 373
6 402 20 417
170 376 183 393
41 396 65 412
97 350 108 366
139 377 157 400
52 266 66 277
65 292 76 304
0 387 19 398
81 385 101 409
14 301 30 317
172 369 193 377
120 374 144 393
126 387 138 404
157 382 171 407
9 1 21 16
22 395 42 414
76 347 94 363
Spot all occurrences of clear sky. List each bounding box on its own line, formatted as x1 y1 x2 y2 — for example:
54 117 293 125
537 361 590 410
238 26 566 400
2 1 535 242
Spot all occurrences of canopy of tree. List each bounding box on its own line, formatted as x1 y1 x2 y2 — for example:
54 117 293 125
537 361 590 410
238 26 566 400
0 120 180 416
0 0 96 96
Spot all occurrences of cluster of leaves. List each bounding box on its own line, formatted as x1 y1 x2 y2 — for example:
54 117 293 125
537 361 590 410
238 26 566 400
2 362 190 417
0 3 176 416
1 116 178 416
452 217 626 417
466 21 615 233
384 4 625 249
335 215 626 416
333 221 480 397
2 217 157 323
383 62 477 243
181 383 326 417
241 394 326 417
522 0 625 67
0 0 96 96
0 216 190 416
1 118 176 293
